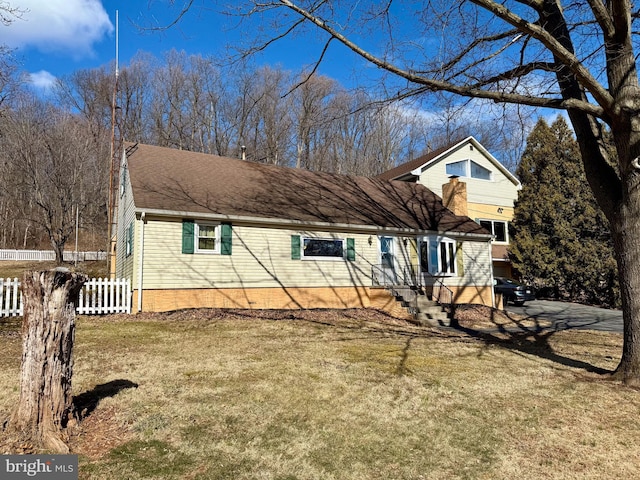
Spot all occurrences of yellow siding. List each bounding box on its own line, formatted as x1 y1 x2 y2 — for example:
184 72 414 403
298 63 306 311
114 159 137 282
128 217 493 312
140 219 382 290
468 203 514 222
417 142 519 209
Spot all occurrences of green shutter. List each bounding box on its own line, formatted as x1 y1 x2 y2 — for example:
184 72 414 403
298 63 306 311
221 222 233 255
182 220 195 254
291 235 301 260
347 238 356 261
456 242 465 277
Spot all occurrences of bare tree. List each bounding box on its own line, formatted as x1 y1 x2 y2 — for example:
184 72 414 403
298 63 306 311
178 1 640 385
0 97 102 262
290 72 336 168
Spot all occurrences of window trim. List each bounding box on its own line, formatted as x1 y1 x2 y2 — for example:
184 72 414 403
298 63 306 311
420 236 458 277
301 236 347 261
445 159 493 181
478 219 509 244
194 221 221 254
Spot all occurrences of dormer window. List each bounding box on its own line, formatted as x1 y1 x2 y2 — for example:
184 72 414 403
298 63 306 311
446 159 492 180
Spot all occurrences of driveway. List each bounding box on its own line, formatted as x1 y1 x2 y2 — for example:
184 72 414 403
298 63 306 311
506 300 623 333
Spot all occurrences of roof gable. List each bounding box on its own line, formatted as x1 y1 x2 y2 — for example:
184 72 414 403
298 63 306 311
377 137 521 188
124 143 488 236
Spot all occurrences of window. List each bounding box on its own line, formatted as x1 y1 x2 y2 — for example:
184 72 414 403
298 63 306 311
479 220 508 243
182 220 232 255
195 222 220 253
420 236 459 276
291 236 355 261
303 238 344 259
445 159 492 180
125 223 133 257
445 160 467 177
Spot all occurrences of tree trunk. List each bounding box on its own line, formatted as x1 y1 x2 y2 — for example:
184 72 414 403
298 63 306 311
610 195 640 384
7 269 87 452
52 239 65 265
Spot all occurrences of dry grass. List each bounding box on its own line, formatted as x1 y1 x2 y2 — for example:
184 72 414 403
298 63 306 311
0 260 108 279
1 307 638 480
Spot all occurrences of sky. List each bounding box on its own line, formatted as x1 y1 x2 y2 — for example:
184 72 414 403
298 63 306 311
0 0 367 91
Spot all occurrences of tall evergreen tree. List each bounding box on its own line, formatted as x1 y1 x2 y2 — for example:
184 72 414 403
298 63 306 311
510 117 618 307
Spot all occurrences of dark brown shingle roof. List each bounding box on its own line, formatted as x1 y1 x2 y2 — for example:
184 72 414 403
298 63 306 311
125 143 487 236
376 142 457 181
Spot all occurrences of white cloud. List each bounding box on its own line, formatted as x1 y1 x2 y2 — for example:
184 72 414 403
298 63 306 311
29 70 57 90
0 0 113 58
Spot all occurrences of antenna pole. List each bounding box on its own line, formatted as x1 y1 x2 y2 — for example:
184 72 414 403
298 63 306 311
107 10 120 277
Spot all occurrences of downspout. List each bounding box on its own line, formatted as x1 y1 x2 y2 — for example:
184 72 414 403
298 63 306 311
138 211 146 312
488 240 496 308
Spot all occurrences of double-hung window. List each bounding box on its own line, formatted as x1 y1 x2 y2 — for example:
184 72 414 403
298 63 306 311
182 220 233 255
195 222 220 254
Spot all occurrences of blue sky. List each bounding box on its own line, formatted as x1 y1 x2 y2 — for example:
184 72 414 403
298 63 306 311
0 0 368 91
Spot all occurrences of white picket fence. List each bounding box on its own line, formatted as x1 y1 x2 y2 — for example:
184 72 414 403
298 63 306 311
0 277 131 317
0 249 107 262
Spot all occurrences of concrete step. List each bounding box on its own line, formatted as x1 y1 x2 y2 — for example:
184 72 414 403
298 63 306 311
389 286 450 327
414 311 450 327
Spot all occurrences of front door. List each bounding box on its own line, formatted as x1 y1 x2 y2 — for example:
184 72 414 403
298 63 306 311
379 236 396 285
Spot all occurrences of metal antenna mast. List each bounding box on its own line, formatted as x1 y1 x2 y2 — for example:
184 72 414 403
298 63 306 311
107 10 120 277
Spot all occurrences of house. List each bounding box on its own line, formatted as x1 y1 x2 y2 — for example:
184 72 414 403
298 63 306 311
377 137 521 278
115 143 495 314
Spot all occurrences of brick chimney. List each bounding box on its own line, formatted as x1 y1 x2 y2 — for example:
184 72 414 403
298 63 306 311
442 176 468 216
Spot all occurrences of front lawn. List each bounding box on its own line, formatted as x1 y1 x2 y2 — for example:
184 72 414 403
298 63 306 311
1 308 638 479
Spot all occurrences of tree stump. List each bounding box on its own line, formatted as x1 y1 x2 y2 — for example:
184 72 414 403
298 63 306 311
6 268 87 453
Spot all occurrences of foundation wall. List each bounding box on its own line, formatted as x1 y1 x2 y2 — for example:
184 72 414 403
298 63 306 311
131 284 493 317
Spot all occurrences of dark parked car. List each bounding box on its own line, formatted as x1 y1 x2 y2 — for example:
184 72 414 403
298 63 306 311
493 277 536 306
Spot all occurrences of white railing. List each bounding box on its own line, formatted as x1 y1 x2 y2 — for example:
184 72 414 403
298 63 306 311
0 277 131 317
0 249 107 262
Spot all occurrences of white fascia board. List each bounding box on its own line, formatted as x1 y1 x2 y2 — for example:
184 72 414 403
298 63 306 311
465 136 522 190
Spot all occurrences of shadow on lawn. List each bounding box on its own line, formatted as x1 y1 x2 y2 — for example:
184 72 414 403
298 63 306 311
73 379 138 420
448 306 613 375
267 306 613 376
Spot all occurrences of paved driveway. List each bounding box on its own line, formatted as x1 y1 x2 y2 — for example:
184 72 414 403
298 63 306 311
506 300 623 333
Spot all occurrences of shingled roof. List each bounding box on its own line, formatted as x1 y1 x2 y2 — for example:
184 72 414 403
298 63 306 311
376 142 455 181
124 143 488 236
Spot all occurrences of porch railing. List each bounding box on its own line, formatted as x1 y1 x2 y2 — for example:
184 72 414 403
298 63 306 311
371 263 454 306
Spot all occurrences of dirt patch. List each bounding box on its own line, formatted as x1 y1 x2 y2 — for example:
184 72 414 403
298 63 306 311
68 404 134 459
450 303 551 330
